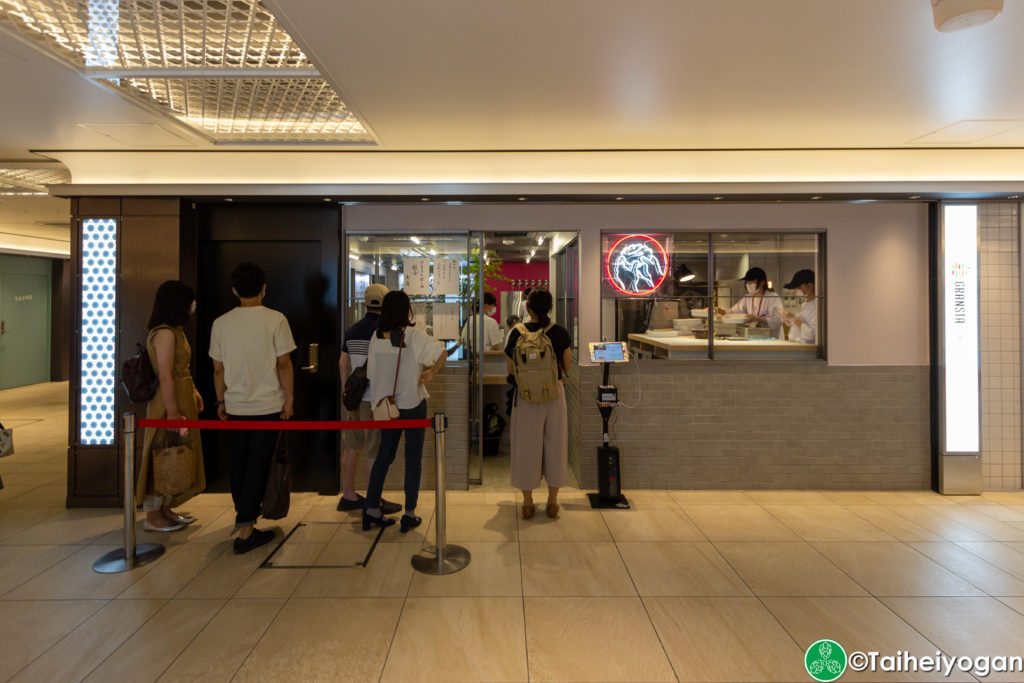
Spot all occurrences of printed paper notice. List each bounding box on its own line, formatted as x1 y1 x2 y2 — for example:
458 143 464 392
432 302 460 340
433 257 461 296
412 303 428 327
404 258 430 295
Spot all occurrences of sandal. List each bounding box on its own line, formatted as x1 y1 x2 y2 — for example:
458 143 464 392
522 502 535 520
546 502 560 518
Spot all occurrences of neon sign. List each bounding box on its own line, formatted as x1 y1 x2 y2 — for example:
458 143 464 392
604 235 669 296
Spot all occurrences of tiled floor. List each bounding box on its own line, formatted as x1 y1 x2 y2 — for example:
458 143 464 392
2 383 1024 681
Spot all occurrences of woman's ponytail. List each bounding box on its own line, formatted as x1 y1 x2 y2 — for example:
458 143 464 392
527 289 553 327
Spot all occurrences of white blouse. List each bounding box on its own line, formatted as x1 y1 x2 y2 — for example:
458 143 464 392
367 326 445 410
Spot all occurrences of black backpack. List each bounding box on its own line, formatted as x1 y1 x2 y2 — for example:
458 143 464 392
121 342 158 403
342 365 370 411
483 402 506 438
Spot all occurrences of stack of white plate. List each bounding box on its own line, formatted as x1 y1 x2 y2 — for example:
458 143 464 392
672 318 702 331
722 314 747 325
690 309 709 319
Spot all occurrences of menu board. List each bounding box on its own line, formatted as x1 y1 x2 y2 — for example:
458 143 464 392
404 258 430 295
412 302 428 326
432 257 461 296
431 302 461 340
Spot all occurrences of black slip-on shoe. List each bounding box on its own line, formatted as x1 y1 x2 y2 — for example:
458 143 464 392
337 493 365 511
233 528 275 555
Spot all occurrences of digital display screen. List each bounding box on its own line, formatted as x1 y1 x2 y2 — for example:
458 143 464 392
589 342 629 363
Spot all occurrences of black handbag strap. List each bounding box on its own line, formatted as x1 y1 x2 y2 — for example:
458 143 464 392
388 329 404 401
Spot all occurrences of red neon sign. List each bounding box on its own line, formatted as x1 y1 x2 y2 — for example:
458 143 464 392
604 234 669 296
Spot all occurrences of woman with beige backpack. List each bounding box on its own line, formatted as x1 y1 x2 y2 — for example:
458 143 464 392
505 289 572 520
137 280 206 532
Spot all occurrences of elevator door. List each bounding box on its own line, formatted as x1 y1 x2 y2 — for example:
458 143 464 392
0 272 50 389
195 204 340 495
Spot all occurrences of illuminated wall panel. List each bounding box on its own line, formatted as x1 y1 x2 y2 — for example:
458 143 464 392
79 218 117 445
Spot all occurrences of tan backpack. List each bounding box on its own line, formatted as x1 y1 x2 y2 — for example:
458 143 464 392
512 322 559 402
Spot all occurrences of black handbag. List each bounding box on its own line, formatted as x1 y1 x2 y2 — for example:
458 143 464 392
342 365 369 411
261 431 291 520
121 341 159 403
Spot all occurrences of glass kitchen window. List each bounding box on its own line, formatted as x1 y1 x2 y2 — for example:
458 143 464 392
601 231 824 361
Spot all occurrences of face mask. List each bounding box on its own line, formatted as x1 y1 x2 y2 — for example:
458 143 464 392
745 282 758 294
189 300 196 315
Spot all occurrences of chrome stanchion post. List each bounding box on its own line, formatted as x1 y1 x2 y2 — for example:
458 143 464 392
412 412 470 575
93 412 165 573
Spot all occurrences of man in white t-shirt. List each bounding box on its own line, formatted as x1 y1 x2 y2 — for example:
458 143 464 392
454 292 502 355
210 262 296 555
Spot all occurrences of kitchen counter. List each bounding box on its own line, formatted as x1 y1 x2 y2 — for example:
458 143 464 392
628 332 819 360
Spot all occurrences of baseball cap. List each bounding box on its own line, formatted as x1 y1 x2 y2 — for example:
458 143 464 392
784 269 815 289
364 283 389 308
741 267 767 282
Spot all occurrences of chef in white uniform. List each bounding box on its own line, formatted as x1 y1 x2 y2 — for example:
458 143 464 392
716 267 783 338
781 269 817 344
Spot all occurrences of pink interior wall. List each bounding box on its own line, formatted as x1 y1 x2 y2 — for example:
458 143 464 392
485 261 550 322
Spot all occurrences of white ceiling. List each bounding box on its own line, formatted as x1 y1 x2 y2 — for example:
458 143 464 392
2 0 1024 193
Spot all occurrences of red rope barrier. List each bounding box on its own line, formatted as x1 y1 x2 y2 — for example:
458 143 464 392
138 418 433 430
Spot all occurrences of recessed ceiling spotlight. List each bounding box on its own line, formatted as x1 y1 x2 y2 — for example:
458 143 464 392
713 196 723 201
810 196 822 200
909 195 922 199
518 197 527 201
420 197 430 202
536 236 544 246
615 197 624 201
525 257 531 264
530 248 537 257
1009 195 1020 199
322 197 332 202
224 197 233 202
410 236 422 244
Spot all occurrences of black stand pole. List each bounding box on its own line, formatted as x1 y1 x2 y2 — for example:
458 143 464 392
589 362 630 509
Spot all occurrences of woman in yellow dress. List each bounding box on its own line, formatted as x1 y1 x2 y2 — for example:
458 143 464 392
136 280 206 532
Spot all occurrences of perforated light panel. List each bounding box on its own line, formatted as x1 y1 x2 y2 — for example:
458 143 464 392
0 167 71 194
0 1 372 142
80 218 117 445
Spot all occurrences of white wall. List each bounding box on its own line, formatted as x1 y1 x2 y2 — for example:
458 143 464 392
343 201 930 366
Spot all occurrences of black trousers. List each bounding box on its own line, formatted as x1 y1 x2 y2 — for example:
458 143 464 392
228 413 280 526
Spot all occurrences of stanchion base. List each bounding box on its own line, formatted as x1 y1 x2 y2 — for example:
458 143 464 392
92 543 165 574
411 544 471 575
587 493 631 510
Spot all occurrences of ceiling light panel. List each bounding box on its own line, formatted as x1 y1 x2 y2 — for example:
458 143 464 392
0 0 372 143
0 167 71 193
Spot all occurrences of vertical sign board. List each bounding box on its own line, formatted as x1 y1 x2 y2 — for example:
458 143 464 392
940 204 982 493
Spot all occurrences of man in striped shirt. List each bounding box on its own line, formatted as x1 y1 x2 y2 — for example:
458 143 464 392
337 283 400 514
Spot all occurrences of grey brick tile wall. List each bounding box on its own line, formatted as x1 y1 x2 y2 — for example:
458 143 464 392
573 363 931 490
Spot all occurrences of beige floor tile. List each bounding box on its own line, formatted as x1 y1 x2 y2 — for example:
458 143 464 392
233 597 403 682
83 599 225 683
886 505 996 541
820 491 880 506
620 490 678 506
408 541 522 596
3 544 156 600
645 596 805 682
762 505 894 542
909 542 1024 596
929 506 1024 542
423 504 518 543
764 596 975 682
292 543 417 597
381 597 527 683
235 543 323 598
445 490 517 506
517 509 613 542
744 490 835 505
0 484 65 509
954 541 1024 580
999 596 1024 615
981 492 1024 505
159 598 284 683
682 505 800 541
882 597 1024 682
11 599 166 683
668 490 757 506
846 505 945 542
715 541 868 597
812 542 985 596
968 504 1024 523
600 505 706 542
0 508 64 543
521 541 636 596
1 509 122 546
172 507 238 545
0 600 107 681
176 540 276 599
618 542 751 597
525 596 676 682
287 521 351 544
899 490 961 506
117 544 228 599
0 544 79 595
